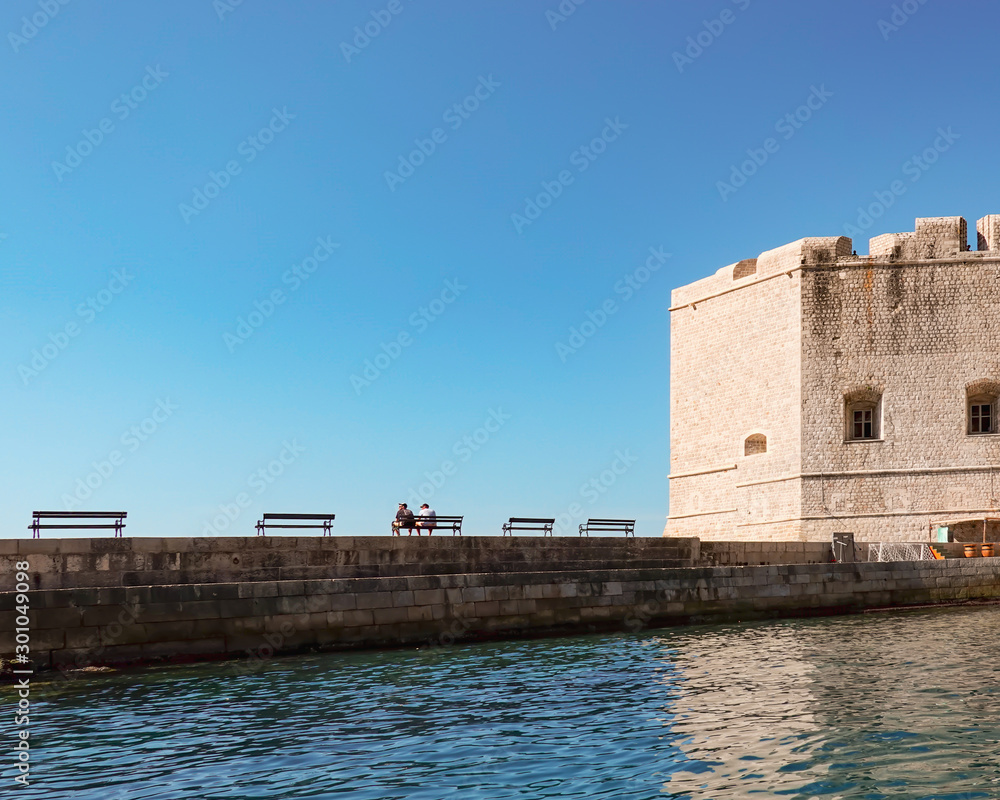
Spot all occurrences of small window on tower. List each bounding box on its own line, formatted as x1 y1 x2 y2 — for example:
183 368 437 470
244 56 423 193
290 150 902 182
744 434 767 456
971 403 992 434
852 408 874 439
844 389 882 442
966 381 1000 436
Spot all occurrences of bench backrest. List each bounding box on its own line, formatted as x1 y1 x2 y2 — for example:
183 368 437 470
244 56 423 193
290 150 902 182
32 511 126 519
586 518 635 525
261 513 334 521
508 517 555 524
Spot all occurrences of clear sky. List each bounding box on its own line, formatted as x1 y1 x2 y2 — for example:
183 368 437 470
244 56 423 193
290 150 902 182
2 0 998 538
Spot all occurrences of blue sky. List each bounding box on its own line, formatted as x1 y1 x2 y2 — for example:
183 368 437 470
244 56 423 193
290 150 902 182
2 0 997 538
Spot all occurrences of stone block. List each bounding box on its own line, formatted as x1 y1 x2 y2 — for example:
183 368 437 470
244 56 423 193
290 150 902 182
68 588 101 607
484 585 508 602
219 599 258 618
462 586 486 603
141 638 227 660
28 628 66 650
414 589 445 606
373 606 410 625
19 540 61 556
64 627 102 649
277 580 305 597
34 607 85 629
406 605 435 623
342 609 374 627
228 616 266 635
355 592 393 610
498 600 520 615
392 590 415 607
474 601 500 617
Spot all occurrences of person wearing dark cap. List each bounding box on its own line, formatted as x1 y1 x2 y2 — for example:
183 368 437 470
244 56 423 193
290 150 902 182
416 503 437 536
392 503 416 536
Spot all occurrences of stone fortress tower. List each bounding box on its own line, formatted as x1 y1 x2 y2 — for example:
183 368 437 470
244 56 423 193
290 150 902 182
665 215 1000 543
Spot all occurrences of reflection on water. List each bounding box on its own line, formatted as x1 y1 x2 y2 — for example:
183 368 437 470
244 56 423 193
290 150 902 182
661 625 822 796
12 605 1000 799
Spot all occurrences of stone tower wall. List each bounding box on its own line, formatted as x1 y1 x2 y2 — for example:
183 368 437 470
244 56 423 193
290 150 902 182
667 215 1000 543
666 241 808 541
799 239 1000 541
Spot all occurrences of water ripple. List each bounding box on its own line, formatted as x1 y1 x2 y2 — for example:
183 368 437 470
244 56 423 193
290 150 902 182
12 605 1000 799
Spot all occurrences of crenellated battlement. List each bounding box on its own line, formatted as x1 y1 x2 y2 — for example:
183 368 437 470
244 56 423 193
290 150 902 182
868 216 969 259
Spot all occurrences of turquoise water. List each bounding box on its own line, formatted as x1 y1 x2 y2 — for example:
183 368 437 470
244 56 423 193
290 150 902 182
14 605 1000 799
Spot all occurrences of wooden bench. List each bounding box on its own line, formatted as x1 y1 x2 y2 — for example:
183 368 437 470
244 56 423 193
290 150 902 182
255 513 334 536
502 517 554 536
579 518 635 537
392 515 464 536
28 511 126 539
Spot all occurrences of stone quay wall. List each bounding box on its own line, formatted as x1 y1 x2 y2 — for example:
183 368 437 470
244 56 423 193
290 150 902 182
2 537 700 591
0 536 851 593
3 547 999 675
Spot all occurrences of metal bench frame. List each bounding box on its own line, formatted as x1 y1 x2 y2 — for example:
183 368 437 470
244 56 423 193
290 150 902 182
502 517 555 536
255 513 334 536
28 511 127 539
579 518 635 537
392 515 464 536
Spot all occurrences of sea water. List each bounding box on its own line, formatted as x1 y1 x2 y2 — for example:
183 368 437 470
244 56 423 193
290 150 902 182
13 605 1000 799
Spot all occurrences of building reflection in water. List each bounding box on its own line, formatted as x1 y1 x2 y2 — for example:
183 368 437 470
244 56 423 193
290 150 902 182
644 609 1000 799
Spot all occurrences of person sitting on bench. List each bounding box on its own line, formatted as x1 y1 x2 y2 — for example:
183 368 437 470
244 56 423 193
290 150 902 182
416 503 436 536
392 503 416 535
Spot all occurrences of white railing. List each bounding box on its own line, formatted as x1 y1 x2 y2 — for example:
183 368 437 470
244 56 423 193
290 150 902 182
866 542 933 562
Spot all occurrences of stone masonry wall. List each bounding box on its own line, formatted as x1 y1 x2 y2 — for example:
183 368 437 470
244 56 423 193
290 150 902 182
0 537 699 591
5 559 998 675
666 239 823 540
668 215 1000 543
800 247 1000 542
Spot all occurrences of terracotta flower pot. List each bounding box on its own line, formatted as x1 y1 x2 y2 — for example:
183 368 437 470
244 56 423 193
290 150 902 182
964 544 977 558
982 543 995 558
